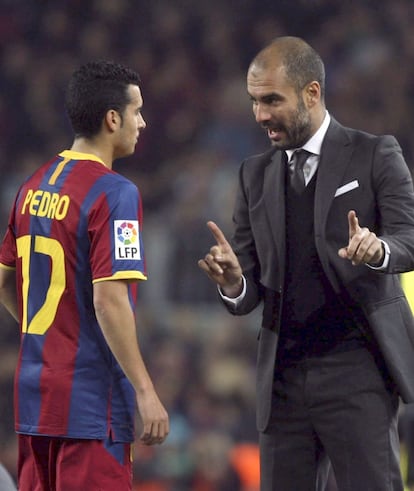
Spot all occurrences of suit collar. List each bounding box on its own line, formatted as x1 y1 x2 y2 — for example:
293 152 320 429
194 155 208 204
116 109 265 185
313 118 352 290
264 150 286 286
315 117 352 211
286 110 331 161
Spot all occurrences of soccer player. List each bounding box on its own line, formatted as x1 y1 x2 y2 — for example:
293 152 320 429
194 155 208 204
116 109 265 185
0 61 169 491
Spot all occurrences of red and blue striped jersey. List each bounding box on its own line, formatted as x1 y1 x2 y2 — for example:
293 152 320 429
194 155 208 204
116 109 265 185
0 150 147 442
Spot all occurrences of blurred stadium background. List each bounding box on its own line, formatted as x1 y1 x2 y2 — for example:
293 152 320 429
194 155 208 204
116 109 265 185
1 1 414 489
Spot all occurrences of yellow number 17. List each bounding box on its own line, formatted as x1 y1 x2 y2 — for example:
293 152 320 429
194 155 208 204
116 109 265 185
17 235 66 335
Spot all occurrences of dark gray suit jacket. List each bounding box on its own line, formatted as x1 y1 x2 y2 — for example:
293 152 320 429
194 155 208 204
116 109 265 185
225 118 414 432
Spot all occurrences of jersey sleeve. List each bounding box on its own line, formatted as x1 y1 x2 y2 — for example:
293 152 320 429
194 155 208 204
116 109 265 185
88 178 147 283
0 210 17 269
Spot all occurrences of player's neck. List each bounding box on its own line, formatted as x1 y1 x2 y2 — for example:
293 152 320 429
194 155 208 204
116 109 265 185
70 137 113 169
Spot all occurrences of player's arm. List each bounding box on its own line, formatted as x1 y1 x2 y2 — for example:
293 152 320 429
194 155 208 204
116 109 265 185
0 265 18 321
93 279 169 445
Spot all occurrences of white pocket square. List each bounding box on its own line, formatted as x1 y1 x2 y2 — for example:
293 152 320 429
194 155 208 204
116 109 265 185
334 180 359 197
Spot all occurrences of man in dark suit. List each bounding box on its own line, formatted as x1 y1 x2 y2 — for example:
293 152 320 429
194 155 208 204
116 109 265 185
198 36 414 490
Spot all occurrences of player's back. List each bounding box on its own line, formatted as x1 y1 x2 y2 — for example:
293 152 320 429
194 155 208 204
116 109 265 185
5 150 143 440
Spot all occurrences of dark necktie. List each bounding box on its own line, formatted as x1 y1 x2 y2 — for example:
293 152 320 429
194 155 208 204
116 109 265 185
290 149 310 194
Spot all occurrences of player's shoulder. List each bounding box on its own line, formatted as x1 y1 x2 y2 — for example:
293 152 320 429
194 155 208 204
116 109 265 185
104 170 138 192
79 161 138 191
92 171 139 207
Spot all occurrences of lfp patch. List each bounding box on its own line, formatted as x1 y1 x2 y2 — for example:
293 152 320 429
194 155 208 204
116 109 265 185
114 220 141 260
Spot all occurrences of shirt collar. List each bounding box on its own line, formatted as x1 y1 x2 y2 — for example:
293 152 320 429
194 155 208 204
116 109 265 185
59 150 106 166
286 110 331 161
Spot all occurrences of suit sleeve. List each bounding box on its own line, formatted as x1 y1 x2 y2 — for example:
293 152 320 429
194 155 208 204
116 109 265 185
224 160 264 315
374 135 414 273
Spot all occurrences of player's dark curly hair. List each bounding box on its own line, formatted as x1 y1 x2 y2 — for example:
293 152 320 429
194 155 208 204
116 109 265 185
65 60 141 138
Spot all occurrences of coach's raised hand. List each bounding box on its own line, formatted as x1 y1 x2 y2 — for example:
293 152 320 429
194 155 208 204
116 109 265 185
338 210 384 266
198 221 243 298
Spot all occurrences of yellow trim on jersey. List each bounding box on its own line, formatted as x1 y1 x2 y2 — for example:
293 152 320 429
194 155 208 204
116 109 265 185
92 271 147 283
59 150 106 166
48 150 107 186
0 262 16 271
49 157 70 185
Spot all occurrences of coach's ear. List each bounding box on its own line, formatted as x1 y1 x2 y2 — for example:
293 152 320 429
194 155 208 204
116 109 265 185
303 81 321 108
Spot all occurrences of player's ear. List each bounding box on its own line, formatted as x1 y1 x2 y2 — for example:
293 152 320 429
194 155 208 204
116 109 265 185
104 109 120 132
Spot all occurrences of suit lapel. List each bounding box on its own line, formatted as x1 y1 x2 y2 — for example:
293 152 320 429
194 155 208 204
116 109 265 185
315 119 352 238
264 150 286 284
314 119 352 288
